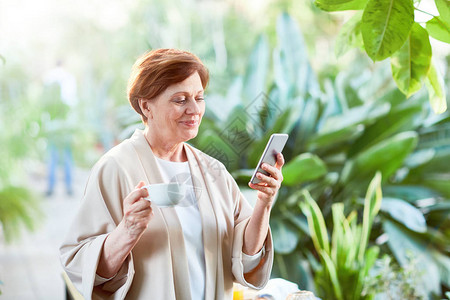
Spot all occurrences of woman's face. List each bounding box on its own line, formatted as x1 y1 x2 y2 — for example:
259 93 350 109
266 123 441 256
146 72 205 144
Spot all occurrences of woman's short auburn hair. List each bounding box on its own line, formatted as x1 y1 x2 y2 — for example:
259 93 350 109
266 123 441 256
127 48 209 122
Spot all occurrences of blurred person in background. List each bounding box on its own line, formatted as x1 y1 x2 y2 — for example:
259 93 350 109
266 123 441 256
42 60 78 196
60 49 284 300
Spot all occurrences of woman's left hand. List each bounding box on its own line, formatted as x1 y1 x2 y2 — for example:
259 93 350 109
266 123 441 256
248 152 285 205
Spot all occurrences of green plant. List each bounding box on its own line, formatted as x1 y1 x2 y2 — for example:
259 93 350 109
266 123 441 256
364 254 426 300
299 172 382 300
0 58 44 243
314 0 449 114
0 186 42 243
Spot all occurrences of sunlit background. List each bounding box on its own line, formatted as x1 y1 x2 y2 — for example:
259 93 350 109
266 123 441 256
1 0 449 298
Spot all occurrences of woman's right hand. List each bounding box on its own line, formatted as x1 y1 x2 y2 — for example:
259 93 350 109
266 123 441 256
121 181 153 240
97 181 152 278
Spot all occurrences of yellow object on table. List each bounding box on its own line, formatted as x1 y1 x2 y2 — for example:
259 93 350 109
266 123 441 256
233 282 259 300
233 289 244 300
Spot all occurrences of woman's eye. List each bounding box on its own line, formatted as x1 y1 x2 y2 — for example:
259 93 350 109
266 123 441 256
196 97 204 101
174 98 186 104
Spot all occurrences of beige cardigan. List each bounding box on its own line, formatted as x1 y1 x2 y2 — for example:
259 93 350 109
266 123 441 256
60 129 273 300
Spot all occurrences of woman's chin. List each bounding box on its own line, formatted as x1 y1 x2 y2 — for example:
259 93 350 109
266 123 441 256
181 128 199 141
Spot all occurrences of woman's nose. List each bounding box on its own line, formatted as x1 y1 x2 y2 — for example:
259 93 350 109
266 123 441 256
186 99 201 114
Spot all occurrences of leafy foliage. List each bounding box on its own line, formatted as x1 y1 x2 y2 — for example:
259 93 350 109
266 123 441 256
0 186 43 243
300 173 382 300
364 254 427 299
315 0 449 114
0 59 44 243
391 23 432 97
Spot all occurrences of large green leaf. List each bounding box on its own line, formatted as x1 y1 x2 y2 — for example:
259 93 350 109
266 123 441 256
425 61 447 114
391 23 432 97
282 209 310 235
282 153 328 186
315 0 368 11
319 250 344 300
361 0 414 61
417 123 450 154
309 102 390 151
427 0 450 43
380 197 427 232
300 190 330 254
342 131 418 183
270 216 300 254
377 87 407 107
403 148 435 168
382 185 442 202
359 172 382 261
431 250 450 287
348 105 422 157
423 173 450 198
383 220 442 294
435 0 450 22
335 11 364 58
308 125 365 151
275 12 315 98
426 17 450 43
243 35 269 103
292 97 320 154
320 102 390 133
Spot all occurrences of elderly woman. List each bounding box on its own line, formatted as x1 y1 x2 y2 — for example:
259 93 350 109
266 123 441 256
60 49 285 300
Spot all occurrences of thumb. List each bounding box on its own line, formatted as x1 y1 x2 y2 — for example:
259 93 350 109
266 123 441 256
135 181 146 189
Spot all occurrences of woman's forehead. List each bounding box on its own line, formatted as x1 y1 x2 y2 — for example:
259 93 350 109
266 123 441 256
164 72 204 95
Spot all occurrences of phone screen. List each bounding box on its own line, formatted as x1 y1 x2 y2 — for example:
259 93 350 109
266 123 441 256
250 133 288 184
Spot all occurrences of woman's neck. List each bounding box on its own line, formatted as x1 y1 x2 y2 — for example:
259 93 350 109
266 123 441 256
143 127 187 162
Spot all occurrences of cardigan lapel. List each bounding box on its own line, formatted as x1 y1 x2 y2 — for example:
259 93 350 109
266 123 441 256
130 129 191 300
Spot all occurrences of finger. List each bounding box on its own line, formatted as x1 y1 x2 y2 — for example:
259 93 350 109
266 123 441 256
129 206 153 219
275 153 285 170
248 182 277 197
260 163 282 181
135 181 146 189
130 198 151 212
125 204 153 220
125 187 149 205
255 172 279 188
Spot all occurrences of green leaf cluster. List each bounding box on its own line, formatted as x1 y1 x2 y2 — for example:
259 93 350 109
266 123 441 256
0 61 45 243
316 0 448 114
0 186 43 243
300 172 382 300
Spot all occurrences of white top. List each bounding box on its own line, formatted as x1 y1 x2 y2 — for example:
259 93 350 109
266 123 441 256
155 157 206 300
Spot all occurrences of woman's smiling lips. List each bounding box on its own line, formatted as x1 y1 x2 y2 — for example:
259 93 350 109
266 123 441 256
180 119 199 127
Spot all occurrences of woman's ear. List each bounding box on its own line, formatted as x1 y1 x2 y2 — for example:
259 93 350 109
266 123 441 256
138 98 153 119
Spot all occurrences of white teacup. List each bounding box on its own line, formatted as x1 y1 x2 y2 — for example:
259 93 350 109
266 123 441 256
141 183 186 207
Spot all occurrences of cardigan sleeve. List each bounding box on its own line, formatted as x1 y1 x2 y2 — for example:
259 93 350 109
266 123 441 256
227 172 274 290
59 156 135 300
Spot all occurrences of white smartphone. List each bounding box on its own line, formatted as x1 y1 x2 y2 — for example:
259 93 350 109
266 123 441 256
250 133 289 184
